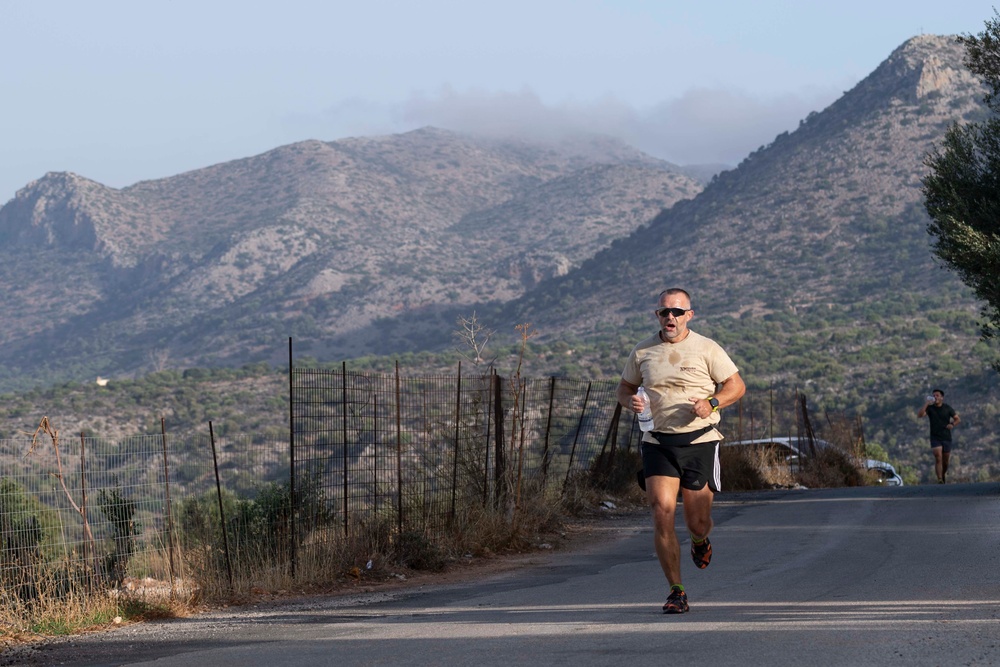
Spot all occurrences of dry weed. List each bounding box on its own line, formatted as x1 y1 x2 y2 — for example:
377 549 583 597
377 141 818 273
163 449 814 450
796 446 867 488
721 444 797 490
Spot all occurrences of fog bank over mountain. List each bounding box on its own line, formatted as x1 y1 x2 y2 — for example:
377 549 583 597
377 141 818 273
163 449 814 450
292 83 844 168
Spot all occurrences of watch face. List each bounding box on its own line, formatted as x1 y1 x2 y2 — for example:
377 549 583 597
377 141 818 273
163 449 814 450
709 397 719 408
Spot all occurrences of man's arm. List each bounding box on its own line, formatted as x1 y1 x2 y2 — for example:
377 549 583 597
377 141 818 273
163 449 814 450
949 411 960 428
715 372 746 408
691 372 746 418
617 379 642 413
918 400 930 418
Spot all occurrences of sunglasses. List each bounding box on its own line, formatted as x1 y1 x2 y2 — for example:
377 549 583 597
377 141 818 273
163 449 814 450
656 307 691 318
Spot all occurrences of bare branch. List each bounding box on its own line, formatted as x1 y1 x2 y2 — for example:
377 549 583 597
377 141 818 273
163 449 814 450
23 417 98 569
453 311 496 367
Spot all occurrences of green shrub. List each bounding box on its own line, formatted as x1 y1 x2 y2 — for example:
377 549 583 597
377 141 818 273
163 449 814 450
96 484 139 587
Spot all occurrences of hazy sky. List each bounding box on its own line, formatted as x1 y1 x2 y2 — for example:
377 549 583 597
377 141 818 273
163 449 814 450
1 1 996 203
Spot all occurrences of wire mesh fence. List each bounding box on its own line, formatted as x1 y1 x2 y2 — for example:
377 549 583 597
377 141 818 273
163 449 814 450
0 425 294 601
0 364 860 607
288 367 631 543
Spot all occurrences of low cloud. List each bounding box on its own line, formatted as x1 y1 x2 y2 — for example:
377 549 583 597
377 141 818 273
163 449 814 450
311 85 841 167
632 88 839 165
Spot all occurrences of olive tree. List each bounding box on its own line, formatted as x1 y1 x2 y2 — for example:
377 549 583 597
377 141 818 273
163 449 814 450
923 11 1000 362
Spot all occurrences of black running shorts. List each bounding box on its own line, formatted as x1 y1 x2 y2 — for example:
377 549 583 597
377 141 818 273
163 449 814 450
641 437 721 493
930 438 952 453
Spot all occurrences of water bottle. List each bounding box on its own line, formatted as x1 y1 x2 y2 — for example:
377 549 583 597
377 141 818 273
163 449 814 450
636 386 654 432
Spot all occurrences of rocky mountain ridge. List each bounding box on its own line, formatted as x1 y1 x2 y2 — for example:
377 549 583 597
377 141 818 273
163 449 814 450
0 130 703 388
1 34 998 480
503 35 984 327
482 34 999 472
0 36 983 376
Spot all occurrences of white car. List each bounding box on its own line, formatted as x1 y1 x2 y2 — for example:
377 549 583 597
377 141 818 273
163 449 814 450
864 459 904 486
725 438 903 486
723 437 830 462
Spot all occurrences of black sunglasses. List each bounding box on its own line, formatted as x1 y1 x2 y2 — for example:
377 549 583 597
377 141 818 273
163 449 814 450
656 307 691 318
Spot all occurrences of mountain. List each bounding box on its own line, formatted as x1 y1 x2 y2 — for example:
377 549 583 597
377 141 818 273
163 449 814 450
512 35 984 324
2 34 998 480
0 130 701 388
496 35 1000 474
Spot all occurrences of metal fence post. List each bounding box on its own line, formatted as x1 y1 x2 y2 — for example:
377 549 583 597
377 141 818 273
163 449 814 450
450 361 462 522
482 369 494 508
79 432 92 591
541 376 556 484
342 361 349 537
738 396 744 440
395 361 403 534
493 372 505 510
159 417 176 596
514 378 527 513
208 421 234 591
562 382 592 494
594 403 622 481
288 337 297 579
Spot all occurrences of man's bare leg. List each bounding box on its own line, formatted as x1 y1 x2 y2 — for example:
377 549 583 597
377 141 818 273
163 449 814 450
682 484 715 541
646 475 682 585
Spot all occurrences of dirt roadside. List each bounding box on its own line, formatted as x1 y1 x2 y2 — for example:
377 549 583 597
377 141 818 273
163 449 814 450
0 506 649 666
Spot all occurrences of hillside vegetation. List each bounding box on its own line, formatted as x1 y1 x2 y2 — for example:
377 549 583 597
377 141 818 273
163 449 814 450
0 35 998 483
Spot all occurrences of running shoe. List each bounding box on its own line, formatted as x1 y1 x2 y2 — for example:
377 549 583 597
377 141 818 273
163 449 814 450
663 588 689 614
691 536 712 569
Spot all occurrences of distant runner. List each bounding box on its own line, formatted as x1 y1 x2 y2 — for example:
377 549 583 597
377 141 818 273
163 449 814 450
918 389 960 483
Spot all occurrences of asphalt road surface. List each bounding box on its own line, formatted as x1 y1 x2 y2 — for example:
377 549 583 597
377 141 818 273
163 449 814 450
9 483 1000 666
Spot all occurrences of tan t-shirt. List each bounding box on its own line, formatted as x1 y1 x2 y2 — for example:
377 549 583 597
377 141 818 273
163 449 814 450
621 330 739 443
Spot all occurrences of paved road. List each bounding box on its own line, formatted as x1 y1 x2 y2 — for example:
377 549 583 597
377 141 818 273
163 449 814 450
11 483 1000 666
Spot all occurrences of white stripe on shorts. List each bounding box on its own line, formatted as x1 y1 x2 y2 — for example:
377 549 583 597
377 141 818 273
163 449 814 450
712 442 722 492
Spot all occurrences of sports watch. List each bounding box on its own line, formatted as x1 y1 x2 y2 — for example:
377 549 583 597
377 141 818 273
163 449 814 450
708 397 720 412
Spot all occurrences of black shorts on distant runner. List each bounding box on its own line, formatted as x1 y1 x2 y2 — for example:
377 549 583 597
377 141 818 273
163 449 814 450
642 436 721 493
930 438 952 453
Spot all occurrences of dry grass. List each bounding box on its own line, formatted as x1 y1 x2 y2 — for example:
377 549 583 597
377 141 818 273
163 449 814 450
171 479 575 606
1 521 197 642
721 444 797 490
2 443 875 645
796 447 867 488
722 443 871 491
174 444 868 607
0 565 189 648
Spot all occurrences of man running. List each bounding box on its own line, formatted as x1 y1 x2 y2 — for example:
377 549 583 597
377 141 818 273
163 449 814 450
918 389 960 483
616 288 745 614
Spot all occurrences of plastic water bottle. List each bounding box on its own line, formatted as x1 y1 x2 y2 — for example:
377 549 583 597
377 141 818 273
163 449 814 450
636 386 654 432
